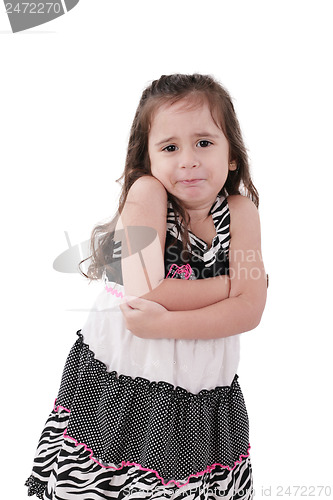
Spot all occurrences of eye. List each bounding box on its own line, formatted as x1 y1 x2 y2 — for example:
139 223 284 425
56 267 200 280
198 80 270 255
162 145 178 152
197 140 213 148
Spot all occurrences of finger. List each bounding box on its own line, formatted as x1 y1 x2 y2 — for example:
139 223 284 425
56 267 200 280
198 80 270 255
119 302 134 314
123 297 146 310
119 295 138 305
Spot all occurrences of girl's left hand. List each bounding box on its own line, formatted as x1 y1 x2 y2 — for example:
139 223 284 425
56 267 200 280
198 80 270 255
119 297 168 339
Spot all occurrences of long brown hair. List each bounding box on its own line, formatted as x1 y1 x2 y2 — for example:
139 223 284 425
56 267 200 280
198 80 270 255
79 73 259 282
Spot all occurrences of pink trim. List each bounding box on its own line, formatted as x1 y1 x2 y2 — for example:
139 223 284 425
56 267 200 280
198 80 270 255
105 284 124 298
166 263 193 280
53 399 251 488
54 400 71 414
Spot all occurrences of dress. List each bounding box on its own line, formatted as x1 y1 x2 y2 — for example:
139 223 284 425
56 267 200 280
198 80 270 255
26 194 253 499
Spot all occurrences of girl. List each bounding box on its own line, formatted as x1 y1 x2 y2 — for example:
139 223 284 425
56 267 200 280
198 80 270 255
26 74 267 500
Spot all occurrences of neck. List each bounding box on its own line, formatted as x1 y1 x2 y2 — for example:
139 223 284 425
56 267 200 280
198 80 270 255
176 193 220 225
185 194 220 224
186 202 214 225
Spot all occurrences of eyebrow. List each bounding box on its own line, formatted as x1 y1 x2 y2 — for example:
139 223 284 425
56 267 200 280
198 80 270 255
154 132 220 147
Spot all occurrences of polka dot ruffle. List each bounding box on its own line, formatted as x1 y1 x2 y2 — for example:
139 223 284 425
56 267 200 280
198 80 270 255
25 476 45 498
56 331 250 483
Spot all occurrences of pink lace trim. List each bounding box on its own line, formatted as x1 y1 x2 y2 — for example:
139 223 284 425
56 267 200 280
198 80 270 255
105 283 124 298
54 400 251 488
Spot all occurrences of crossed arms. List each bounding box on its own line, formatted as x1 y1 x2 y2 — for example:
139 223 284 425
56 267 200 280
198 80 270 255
117 176 267 340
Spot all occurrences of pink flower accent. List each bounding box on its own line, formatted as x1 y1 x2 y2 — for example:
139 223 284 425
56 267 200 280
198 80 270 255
166 263 193 280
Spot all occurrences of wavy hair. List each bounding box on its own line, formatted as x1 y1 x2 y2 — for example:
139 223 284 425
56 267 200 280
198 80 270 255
79 73 259 282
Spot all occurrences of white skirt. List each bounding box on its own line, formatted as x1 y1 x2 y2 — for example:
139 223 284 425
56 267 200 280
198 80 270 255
80 281 240 394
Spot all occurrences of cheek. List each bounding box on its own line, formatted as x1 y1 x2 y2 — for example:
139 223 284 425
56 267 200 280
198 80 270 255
150 154 167 172
147 148 153 166
149 159 163 180
148 152 157 172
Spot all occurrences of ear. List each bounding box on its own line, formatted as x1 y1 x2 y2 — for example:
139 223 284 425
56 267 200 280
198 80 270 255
229 161 237 171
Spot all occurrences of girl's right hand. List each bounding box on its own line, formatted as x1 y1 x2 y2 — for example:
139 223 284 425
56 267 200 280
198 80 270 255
119 296 168 339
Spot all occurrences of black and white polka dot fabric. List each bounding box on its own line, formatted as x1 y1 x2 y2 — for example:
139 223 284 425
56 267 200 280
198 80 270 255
25 194 254 499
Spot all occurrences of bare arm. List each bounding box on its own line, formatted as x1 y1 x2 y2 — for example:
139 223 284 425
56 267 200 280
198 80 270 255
117 175 230 311
140 275 230 311
121 194 267 339
163 195 267 338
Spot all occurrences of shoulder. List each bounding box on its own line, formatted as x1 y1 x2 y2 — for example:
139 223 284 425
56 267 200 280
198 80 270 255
226 194 260 237
128 175 167 202
226 193 258 213
120 175 168 228
123 176 168 222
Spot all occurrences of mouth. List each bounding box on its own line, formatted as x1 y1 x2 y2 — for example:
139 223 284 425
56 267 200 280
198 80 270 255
180 179 204 185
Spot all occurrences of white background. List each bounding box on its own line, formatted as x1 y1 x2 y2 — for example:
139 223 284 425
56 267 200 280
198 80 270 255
1 1 332 498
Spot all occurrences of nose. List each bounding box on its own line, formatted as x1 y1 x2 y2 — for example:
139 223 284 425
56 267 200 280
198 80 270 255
179 147 200 169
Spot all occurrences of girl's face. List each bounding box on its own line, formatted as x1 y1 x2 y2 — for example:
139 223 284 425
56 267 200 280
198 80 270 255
148 98 234 210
